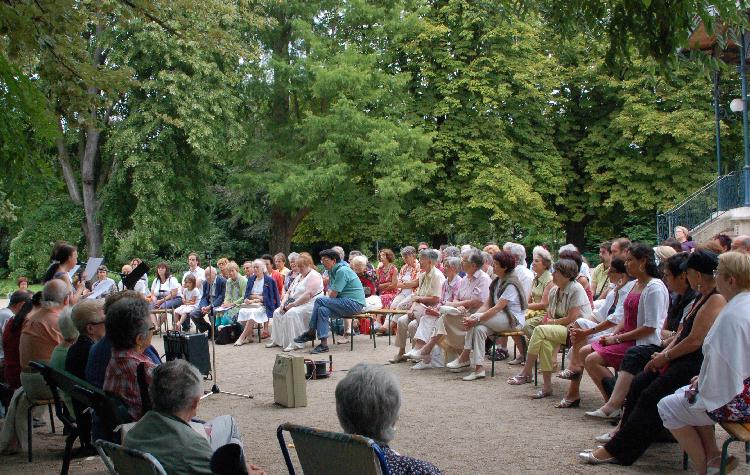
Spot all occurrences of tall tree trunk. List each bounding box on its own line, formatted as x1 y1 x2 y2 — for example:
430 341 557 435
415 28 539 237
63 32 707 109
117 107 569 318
81 122 103 257
430 233 448 248
565 219 587 252
268 206 310 254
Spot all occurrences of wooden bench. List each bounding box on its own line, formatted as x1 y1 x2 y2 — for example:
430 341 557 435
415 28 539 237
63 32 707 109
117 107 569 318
719 422 750 474
362 308 409 345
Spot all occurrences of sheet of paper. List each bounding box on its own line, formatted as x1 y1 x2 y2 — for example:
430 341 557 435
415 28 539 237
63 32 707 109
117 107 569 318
83 257 104 281
67 265 80 280
87 279 114 299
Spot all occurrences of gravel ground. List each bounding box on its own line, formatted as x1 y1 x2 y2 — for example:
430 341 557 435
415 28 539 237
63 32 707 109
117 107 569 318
1 333 749 474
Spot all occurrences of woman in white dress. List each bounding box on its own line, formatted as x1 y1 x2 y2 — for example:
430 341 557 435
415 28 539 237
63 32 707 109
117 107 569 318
235 259 280 346
267 253 323 351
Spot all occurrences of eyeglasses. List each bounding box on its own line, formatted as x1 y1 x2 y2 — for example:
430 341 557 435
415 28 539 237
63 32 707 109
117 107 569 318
89 320 106 326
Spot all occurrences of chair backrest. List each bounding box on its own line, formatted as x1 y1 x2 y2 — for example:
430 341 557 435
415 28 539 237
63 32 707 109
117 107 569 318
95 439 167 475
277 423 389 475
73 385 132 442
29 361 76 428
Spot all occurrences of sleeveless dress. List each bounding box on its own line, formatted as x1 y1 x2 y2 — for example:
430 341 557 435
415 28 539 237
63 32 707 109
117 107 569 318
591 291 640 368
377 265 398 308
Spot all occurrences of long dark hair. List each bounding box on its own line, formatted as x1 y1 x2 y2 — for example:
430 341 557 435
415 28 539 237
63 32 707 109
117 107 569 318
156 262 171 283
629 243 661 278
11 291 42 331
42 241 77 283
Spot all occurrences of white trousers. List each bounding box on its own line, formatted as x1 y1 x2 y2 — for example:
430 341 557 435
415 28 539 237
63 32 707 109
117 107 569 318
464 313 517 366
657 385 715 430
270 299 316 349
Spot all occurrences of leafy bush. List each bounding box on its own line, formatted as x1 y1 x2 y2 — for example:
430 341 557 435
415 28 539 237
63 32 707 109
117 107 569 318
8 198 84 281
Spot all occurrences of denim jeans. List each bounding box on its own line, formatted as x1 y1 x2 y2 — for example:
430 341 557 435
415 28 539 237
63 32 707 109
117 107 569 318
308 297 364 339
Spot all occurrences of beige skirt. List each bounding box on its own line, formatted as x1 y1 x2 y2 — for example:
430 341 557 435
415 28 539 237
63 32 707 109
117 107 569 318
433 311 466 352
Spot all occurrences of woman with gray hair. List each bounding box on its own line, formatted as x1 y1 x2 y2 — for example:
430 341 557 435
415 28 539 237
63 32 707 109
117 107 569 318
103 296 157 421
507 258 593 398
335 363 442 474
375 246 420 336
124 359 261 474
48 308 79 414
236 259 280 346
283 252 300 292
521 246 555 343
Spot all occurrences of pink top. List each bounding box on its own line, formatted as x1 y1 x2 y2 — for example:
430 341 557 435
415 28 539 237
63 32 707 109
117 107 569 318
621 291 641 333
455 270 491 307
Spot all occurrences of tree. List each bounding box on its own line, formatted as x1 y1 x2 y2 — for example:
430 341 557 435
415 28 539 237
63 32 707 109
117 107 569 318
231 0 433 254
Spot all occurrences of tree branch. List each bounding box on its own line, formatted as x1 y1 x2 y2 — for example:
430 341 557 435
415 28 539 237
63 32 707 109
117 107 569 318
56 117 83 205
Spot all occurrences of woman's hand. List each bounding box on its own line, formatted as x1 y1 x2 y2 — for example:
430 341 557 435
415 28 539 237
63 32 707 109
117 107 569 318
646 352 668 372
599 335 614 346
425 306 440 316
463 314 480 329
689 376 699 390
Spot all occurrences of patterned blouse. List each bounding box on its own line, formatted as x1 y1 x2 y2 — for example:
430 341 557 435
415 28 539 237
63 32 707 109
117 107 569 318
440 275 461 305
382 446 442 475
708 377 750 423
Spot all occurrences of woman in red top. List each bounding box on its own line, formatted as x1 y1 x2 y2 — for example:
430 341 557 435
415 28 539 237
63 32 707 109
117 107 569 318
376 249 399 309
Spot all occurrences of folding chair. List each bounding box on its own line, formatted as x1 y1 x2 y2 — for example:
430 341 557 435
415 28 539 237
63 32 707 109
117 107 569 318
277 423 389 475
95 439 167 475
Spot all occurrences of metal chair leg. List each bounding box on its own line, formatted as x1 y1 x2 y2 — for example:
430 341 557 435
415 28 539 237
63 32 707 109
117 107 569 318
48 403 55 433
745 440 749 464
720 436 735 475
27 403 33 462
371 317 376 349
388 314 392 346
491 339 496 377
534 359 538 387
682 451 689 470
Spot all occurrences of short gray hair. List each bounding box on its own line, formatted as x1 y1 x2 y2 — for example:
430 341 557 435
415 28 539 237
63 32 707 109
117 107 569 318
442 246 460 258
350 255 368 272
335 363 400 444
400 246 416 257
532 246 553 269
288 252 300 263
71 299 104 334
444 256 462 272
554 258 579 281
253 259 269 274
332 246 346 260
504 242 527 265
42 279 69 308
481 251 493 265
58 307 79 341
464 249 483 269
419 248 439 262
559 243 579 254
150 360 203 414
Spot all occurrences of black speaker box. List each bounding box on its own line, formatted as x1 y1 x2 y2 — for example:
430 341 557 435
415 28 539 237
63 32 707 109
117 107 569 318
163 331 211 376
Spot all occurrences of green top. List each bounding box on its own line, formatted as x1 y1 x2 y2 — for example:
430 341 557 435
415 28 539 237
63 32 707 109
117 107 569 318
591 263 610 299
224 275 247 306
124 410 213 475
48 345 75 415
329 262 366 306
531 270 552 303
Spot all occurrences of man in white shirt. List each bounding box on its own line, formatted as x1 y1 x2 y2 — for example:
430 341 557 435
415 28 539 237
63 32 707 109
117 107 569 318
91 266 116 298
182 252 205 299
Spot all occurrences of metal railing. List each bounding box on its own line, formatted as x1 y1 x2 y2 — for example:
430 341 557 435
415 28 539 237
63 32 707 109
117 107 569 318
656 171 743 242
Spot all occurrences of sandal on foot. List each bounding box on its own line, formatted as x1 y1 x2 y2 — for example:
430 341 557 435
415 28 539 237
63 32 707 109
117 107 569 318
707 455 738 475
554 398 581 408
531 389 552 399
507 374 532 385
556 369 583 380
508 356 525 365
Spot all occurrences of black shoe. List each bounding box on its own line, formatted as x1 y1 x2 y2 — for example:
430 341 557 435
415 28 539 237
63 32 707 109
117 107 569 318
294 331 316 344
310 344 329 354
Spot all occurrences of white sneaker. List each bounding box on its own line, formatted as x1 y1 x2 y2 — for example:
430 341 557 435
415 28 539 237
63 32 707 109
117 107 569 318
462 371 486 381
446 358 470 370
411 361 432 370
404 348 424 360
265 342 279 348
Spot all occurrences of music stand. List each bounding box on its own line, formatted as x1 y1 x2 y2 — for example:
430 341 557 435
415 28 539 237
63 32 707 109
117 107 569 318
122 262 150 290
201 253 252 400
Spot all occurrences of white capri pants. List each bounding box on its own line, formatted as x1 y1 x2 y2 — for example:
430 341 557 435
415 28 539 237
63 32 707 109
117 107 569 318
574 317 614 344
657 385 715 430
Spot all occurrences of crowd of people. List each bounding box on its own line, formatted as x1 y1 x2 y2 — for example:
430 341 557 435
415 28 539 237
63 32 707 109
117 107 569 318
0 230 749 474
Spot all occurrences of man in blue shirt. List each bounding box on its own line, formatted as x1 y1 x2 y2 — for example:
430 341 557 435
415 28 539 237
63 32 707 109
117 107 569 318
294 249 365 354
187 266 226 333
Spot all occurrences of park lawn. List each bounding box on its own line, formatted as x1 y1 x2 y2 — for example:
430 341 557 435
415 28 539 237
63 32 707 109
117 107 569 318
0 279 43 297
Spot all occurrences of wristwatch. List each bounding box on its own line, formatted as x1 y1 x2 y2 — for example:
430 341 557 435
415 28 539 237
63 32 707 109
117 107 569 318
615 337 621 344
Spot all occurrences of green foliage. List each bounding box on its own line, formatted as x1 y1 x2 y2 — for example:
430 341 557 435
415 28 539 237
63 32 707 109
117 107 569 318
8 198 84 281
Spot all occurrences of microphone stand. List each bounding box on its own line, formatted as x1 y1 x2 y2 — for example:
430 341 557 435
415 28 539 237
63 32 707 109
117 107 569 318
201 252 252 400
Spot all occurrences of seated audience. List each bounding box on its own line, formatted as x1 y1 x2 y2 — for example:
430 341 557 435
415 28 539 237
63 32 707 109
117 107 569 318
103 295 157 421
216 257 230 279
674 225 696 252
591 241 612 301
0 292 31 385
183 252 206 293
507 258 592 398
235 260 280 345
0 280 67 453
274 252 290 278
293 249 366 354
91 265 116 298
149 262 182 317
174 274 199 331
85 292 161 388
580 249 724 466
125 359 265 475
586 252 697 421
65 299 105 450
283 253 300 292
375 249 399 317
446 251 527 381
657 251 750 474
49 308 79 410
390 249 444 363
731 234 750 253
521 246 554 344
2 293 37 392
350 256 382 311
189 266 227 334
496 243 532 357
555 258 634 407
410 249 490 366
16 277 28 293
653 245 677 266
335 362 442 474
217 262 247 325
268 253 323 351
408 256 462 370
559 245 593 305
